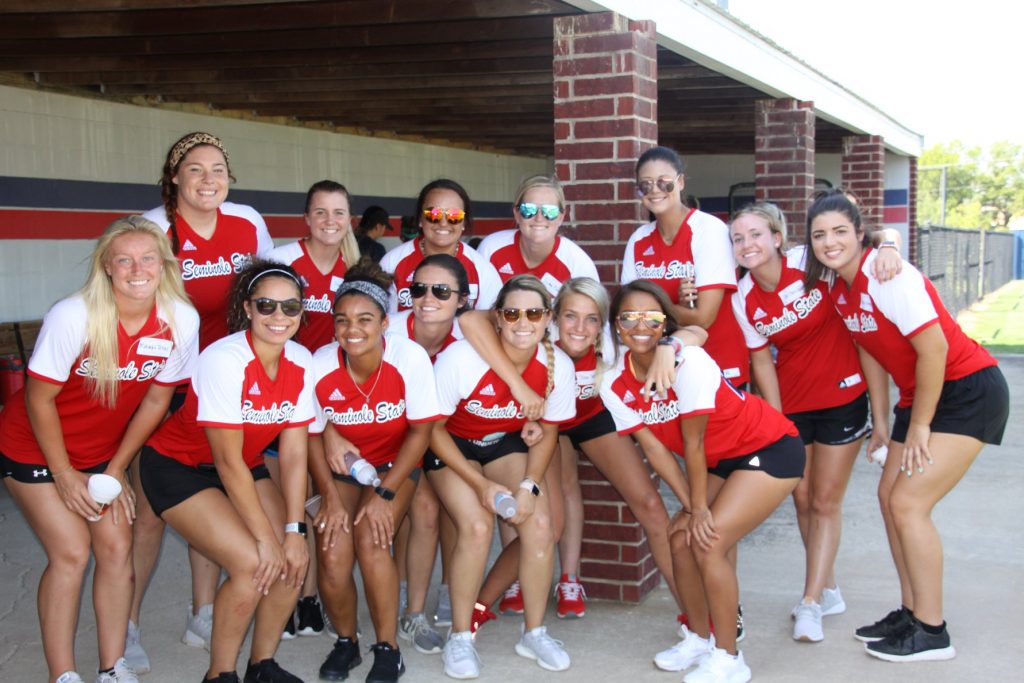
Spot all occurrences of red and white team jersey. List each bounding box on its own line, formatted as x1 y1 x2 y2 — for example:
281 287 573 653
310 336 441 466
379 238 502 313
732 246 866 414
146 331 315 469
267 240 347 352
0 296 199 468
387 309 463 363
143 202 273 349
477 230 599 297
558 345 610 431
434 339 575 440
601 346 796 467
829 249 996 408
620 210 749 386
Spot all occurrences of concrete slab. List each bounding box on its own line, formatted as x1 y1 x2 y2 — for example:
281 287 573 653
2 355 1021 682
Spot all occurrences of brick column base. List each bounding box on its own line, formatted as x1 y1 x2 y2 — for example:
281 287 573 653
841 134 885 230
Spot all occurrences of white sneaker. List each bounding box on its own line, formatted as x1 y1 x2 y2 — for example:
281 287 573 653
654 626 715 672
181 602 213 650
95 658 139 683
792 600 824 642
515 625 571 672
443 631 481 679
123 620 150 674
683 648 751 683
821 585 846 616
56 673 84 683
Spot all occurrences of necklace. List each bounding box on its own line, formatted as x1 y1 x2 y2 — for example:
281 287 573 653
346 357 384 405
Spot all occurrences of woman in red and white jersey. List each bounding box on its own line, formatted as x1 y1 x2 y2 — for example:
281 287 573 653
428 275 575 678
804 190 1009 662
477 174 599 296
602 280 803 683
730 201 902 643
379 179 502 313
621 146 749 387
139 261 315 683
0 217 198 683
306 262 440 683
267 180 360 353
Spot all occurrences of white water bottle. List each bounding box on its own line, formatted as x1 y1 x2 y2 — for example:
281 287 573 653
494 492 518 520
344 451 381 486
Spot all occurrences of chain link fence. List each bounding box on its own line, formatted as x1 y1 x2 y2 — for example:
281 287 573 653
915 225 1016 318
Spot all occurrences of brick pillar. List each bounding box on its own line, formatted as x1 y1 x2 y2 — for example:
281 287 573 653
553 12 661 603
908 156 919 265
755 99 815 242
841 135 885 230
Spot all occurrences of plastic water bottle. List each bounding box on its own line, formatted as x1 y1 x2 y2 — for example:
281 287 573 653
344 451 381 486
494 492 518 520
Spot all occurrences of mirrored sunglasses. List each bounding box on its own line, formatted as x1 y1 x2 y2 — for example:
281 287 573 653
517 202 562 220
500 307 548 323
617 310 667 329
422 207 466 224
409 282 454 301
636 177 678 197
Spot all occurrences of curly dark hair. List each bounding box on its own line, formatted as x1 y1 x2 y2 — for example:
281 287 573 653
226 259 304 334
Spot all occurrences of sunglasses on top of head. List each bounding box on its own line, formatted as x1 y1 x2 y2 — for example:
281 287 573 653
252 297 303 317
517 202 562 220
422 207 466 224
499 307 548 323
617 310 666 330
636 177 679 197
410 282 454 301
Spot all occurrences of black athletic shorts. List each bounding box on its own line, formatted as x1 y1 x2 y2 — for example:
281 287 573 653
707 434 806 480
423 431 528 473
332 459 420 486
787 393 870 446
139 446 270 517
562 408 617 450
891 365 1009 445
0 452 108 483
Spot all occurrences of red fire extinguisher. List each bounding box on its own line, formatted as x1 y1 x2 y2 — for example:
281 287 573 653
0 354 26 406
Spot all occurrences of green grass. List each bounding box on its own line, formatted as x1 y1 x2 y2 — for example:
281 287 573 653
957 279 1024 354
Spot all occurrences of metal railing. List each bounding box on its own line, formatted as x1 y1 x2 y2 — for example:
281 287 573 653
915 225 1015 318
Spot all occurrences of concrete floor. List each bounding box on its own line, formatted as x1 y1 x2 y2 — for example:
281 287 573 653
1 355 1020 683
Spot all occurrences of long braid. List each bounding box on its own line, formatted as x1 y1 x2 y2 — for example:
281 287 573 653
542 334 555 398
162 185 180 255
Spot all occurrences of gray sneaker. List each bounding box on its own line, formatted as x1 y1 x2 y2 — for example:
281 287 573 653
514 625 570 672
124 620 150 674
182 602 213 650
399 612 444 654
434 583 452 627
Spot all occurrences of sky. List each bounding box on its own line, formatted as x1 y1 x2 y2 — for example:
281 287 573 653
727 0 1023 148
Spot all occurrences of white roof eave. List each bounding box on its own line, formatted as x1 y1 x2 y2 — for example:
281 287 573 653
562 0 923 157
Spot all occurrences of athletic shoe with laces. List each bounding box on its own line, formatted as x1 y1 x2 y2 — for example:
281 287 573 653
514 625 571 672
554 575 586 619
182 602 214 650
366 642 406 683
57 673 85 683
865 619 956 662
319 637 363 681
654 625 715 672
281 610 297 640
124 619 150 674
792 600 824 642
297 596 325 636
434 584 452 627
470 602 497 635
242 658 302 683
820 586 846 616
200 673 240 683
95 660 139 683
682 647 751 683
854 606 913 643
442 631 481 680
498 581 524 615
399 612 444 654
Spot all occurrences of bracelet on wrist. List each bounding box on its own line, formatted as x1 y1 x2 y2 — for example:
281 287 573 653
878 240 898 250
50 464 73 478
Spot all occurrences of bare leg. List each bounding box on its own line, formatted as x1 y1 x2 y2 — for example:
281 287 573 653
89 507 135 669
317 481 363 638
877 442 914 609
129 455 165 625
556 438 583 576
403 476 441 614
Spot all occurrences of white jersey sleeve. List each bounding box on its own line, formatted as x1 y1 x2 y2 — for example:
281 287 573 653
379 242 414 313
731 280 768 350
558 237 600 282
619 223 656 285
221 202 274 258
672 347 721 416
155 299 201 384
194 336 248 427
542 345 577 423
141 206 170 231
27 296 88 383
862 252 938 337
387 336 440 421
465 245 502 310
433 340 487 416
309 342 339 435
476 229 515 261
690 212 737 288
285 342 316 426
265 240 303 267
597 357 643 432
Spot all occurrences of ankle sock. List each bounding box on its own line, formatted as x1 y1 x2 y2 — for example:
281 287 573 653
919 619 946 635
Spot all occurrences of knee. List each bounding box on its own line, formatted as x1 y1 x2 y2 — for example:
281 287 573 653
522 510 554 550
411 498 440 534
810 488 842 519
94 533 133 568
353 526 389 564
668 528 689 556
459 516 493 554
635 492 669 529
888 489 924 530
318 546 354 590
792 482 811 515
223 547 260 587
133 505 165 535
50 540 91 576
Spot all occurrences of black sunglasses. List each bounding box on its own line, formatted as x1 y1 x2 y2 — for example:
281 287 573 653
409 282 454 301
252 297 303 317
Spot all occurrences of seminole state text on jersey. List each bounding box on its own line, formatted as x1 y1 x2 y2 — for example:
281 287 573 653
620 209 749 385
267 239 347 351
0 296 199 469
142 202 273 348
379 238 502 313
433 339 576 440
732 245 865 414
828 248 995 408
600 345 796 467
477 229 599 297
310 336 441 467
146 331 315 469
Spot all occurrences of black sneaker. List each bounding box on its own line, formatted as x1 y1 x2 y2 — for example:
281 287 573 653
854 607 913 643
202 674 240 683
243 658 302 683
298 596 326 636
865 619 956 662
736 603 745 643
320 637 362 681
366 642 405 683
281 611 297 640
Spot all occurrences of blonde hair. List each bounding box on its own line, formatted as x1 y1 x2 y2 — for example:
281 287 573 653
494 274 555 398
80 216 191 407
513 174 566 210
731 201 788 255
553 277 612 387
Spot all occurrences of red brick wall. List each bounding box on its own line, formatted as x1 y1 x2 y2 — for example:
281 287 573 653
754 98 815 241
841 135 885 232
908 156 919 265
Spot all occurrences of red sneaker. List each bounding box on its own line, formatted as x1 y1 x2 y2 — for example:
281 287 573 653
497 580 524 615
470 601 496 635
677 612 715 638
555 574 586 619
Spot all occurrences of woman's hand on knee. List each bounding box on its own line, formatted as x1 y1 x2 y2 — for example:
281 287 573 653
354 495 394 549
900 423 933 477
253 535 286 595
104 466 136 526
315 493 350 549
54 469 103 520
687 507 719 551
282 533 309 589
668 508 690 540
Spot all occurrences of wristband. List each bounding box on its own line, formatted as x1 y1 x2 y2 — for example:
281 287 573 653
519 478 540 496
374 486 396 501
284 522 308 537
657 336 684 368
878 240 898 250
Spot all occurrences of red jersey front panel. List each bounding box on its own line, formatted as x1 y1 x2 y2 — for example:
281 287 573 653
478 230 600 297
558 345 607 431
267 239 348 352
0 297 199 468
380 238 502 313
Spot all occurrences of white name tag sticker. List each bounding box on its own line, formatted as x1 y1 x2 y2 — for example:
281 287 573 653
722 367 741 379
330 276 344 292
778 280 805 306
137 337 173 358
540 273 563 297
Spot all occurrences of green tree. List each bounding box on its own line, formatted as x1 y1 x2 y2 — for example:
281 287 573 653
917 140 1024 230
